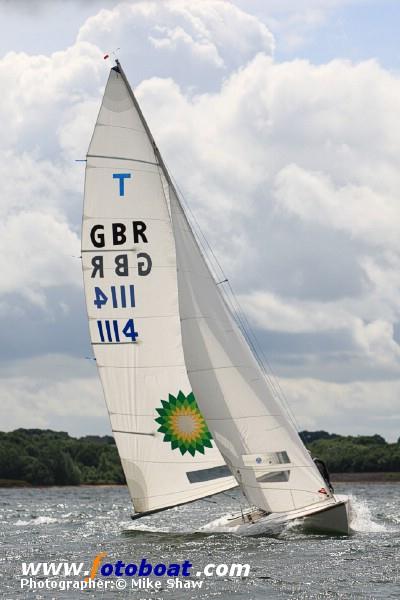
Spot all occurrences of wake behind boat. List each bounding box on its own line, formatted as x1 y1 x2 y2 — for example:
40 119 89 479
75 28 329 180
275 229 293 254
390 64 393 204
81 59 350 536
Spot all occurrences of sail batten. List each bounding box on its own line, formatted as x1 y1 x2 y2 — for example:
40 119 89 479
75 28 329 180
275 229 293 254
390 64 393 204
87 157 159 168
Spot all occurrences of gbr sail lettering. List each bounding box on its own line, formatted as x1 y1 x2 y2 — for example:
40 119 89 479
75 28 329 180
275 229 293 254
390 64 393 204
89 172 151 343
89 222 152 278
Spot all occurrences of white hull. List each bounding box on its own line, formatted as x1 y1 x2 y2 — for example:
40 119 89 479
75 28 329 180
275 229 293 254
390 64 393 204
201 494 350 536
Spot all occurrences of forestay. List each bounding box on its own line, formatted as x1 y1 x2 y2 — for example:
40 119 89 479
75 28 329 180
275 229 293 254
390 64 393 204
81 65 236 514
170 188 331 514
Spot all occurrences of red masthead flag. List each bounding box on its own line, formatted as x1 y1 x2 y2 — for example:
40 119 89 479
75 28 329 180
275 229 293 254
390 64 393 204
103 54 109 60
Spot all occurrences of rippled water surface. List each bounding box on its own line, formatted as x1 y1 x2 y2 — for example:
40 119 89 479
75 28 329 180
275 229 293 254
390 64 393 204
0 483 399 599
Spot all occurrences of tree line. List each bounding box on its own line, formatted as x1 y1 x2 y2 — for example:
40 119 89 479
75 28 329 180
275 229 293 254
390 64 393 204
0 429 125 486
300 430 400 473
0 428 399 486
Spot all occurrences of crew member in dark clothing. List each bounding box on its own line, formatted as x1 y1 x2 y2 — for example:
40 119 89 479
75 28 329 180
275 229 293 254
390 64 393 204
313 456 334 493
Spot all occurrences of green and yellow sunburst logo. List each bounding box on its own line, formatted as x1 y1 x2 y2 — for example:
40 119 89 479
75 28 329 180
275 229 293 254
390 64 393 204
155 391 213 456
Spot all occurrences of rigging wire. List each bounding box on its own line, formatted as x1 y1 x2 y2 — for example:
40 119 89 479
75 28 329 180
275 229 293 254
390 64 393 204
221 491 239 502
168 171 301 434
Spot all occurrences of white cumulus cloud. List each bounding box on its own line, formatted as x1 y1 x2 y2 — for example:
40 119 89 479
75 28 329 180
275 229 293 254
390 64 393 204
0 0 399 438
77 0 274 88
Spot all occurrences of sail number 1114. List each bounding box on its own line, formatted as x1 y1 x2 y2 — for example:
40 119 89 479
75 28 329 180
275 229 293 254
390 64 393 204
97 319 138 343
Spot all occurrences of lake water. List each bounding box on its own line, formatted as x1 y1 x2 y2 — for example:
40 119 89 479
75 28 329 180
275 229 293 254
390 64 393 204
0 483 398 599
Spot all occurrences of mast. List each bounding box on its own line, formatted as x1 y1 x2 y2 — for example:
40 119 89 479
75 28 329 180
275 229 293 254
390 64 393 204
115 60 179 197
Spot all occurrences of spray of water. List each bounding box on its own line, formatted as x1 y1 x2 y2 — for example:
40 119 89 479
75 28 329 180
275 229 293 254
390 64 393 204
347 495 387 533
14 516 59 526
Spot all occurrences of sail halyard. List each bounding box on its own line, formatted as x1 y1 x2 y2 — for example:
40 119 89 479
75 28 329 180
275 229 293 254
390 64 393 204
81 62 237 514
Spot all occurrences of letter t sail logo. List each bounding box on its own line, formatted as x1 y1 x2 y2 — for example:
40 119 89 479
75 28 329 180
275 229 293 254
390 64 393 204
113 173 131 196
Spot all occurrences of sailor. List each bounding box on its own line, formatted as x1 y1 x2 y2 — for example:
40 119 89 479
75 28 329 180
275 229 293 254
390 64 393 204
313 455 334 493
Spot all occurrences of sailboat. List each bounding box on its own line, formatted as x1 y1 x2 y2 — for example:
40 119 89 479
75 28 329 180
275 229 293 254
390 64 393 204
81 60 350 535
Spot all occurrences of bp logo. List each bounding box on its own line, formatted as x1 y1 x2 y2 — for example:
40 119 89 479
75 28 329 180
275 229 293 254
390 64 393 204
155 391 213 456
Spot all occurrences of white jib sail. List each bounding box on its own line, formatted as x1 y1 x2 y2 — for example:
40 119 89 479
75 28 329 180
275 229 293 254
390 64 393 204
170 191 332 514
81 65 236 514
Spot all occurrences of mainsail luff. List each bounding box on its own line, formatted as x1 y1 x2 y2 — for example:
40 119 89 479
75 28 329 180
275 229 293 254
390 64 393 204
81 62 236 514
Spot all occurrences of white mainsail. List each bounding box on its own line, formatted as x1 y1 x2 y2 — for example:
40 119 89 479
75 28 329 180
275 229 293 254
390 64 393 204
170 185 331 513
81 64 236 514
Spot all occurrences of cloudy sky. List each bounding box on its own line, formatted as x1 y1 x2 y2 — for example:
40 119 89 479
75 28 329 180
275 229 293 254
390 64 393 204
1 0 399 440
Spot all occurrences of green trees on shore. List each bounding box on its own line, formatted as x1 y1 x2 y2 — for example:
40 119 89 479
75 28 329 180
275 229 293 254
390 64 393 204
300 430 400 473
0 429 125 486
0 428 399 486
